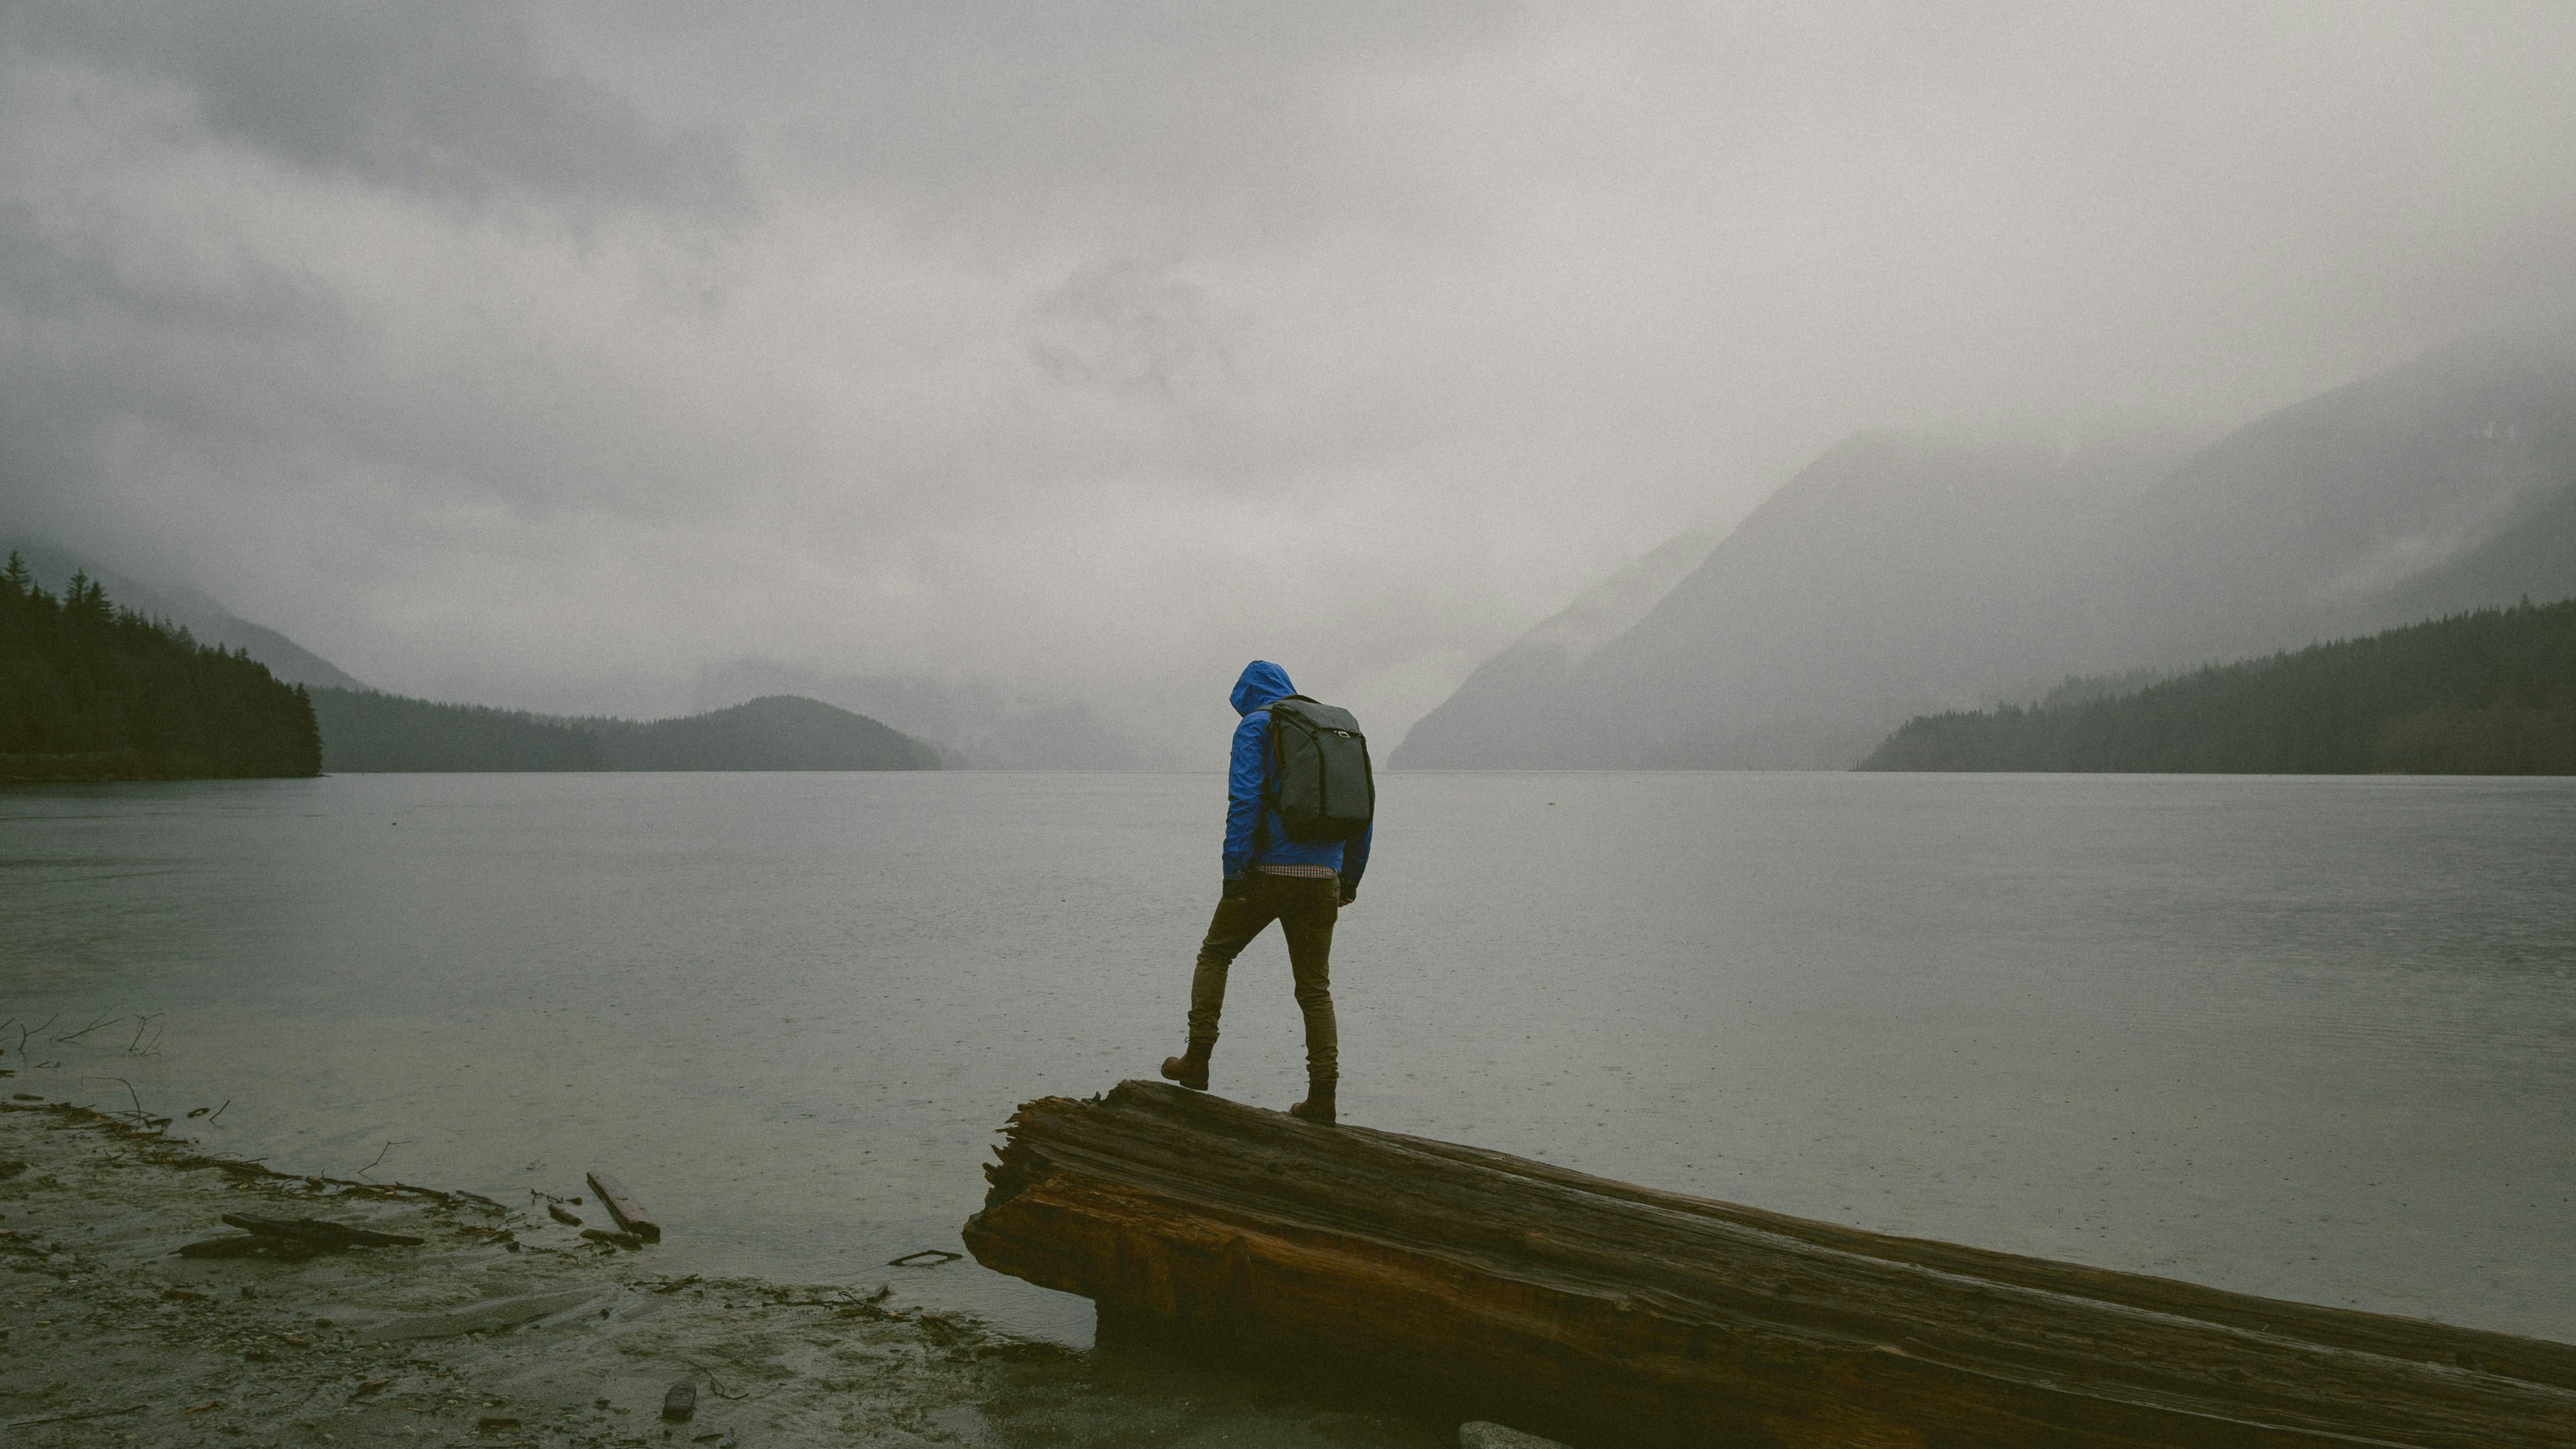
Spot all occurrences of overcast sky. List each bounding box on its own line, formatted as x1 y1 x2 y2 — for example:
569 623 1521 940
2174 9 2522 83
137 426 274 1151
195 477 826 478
5 1 2573 753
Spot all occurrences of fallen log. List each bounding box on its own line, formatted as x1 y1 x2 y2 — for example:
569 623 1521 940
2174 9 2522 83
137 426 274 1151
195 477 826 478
962 1081 2576 1449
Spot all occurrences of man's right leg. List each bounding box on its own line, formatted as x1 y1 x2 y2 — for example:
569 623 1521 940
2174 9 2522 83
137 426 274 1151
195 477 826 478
1165 885 1279 1090
1277 878 1341 1122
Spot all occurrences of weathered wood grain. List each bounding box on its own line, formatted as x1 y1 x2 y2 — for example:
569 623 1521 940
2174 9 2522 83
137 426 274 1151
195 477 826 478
962 1081 2576 1449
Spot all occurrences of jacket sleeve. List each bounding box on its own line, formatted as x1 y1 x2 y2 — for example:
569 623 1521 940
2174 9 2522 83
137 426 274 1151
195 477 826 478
1221 712 1268 880
1340 820 1372 895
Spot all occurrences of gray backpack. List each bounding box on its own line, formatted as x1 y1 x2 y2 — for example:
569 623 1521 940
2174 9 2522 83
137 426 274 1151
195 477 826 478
1265 696 1375 843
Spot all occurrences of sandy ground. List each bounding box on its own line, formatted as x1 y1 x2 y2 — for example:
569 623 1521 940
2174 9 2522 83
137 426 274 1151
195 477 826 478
0 1100 1448 1449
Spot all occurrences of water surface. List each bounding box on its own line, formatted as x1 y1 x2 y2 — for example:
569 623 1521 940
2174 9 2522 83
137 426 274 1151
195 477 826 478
5 771 2571 1348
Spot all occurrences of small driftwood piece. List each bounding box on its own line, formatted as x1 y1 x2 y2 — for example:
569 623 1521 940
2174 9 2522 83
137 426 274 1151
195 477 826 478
586 1170 659 1242
1460 1425 1570 1449
963 1081 2576 1449
176 1234 317 1260
6 1403 147 1430
661 1380 696 1421
547 1202 582 1227
221 1214 424 1248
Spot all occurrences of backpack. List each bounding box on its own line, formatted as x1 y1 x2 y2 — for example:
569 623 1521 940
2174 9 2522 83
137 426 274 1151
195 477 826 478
1263 696 1375 844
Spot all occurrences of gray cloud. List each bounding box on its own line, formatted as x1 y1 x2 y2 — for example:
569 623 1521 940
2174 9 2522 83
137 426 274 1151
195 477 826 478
4 0 743 213
3 2 2573 753
1029 258 1241 397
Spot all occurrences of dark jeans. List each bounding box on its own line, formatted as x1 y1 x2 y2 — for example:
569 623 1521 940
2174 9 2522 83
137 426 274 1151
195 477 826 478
1188 873 1340 1082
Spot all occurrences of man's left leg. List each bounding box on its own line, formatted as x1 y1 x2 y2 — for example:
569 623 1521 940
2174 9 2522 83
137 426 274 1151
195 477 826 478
1278 877 1340 1122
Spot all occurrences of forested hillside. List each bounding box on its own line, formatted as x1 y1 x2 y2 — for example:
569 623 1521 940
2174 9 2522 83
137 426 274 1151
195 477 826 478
4 537 369 692
594 694 940 770
308 688 603 771
311 688 939 771
692 659 1139 768
1860 600 2576 773
0 551 321 780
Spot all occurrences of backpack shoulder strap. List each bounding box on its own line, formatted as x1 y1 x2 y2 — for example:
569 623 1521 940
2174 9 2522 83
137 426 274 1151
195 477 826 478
1257 697 1324 820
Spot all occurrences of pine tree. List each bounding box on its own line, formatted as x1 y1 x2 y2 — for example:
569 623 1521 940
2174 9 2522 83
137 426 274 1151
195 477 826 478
0 565 321 780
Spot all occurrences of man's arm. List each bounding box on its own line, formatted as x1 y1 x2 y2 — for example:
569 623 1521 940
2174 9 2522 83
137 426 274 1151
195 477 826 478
1220 712 1267 892
1339 820 1371 902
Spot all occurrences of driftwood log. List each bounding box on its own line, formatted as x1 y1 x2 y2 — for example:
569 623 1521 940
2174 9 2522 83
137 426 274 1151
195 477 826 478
963 1081 2576 1449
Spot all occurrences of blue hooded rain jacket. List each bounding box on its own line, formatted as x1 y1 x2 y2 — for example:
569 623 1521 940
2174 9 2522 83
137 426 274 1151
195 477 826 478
1223 660 1373 896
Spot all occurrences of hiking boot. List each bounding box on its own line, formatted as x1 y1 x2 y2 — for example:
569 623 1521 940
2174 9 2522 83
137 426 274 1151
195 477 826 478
1288 1079 1337 1124
1159 1038 1214 1092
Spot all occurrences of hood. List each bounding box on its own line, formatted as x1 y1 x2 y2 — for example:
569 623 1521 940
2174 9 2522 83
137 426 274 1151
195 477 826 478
1230 660 1295 716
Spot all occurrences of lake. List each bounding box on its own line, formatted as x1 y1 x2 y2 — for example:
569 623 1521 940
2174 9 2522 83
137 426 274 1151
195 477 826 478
4 771 2571 1355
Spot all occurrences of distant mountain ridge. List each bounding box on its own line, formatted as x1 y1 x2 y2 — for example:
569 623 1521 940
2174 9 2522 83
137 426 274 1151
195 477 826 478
1383 524 1719 769
2 540 1116 768
692 659 1140 769
1395 334 2576 769
311 689 939 772
2361 474 2576 631
1396 427 2198 767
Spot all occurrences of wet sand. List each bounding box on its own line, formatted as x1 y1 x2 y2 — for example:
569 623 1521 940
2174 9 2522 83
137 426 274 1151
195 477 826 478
0 1099 1444 1448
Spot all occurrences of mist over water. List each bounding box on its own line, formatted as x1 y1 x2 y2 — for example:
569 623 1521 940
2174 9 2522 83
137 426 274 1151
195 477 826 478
5 772 2571 1347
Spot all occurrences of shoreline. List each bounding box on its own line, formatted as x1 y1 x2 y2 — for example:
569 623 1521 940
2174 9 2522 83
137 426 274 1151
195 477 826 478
0 1098 1040 1446
1 1096 1448 1448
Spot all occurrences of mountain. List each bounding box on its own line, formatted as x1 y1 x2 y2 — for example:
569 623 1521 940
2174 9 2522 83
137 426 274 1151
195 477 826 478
2079 333 2576 665
2360 474 2576 630
311 689 939 772
3 538 370 692
1 556 320 780
1396 428 2195 767
308 688 604 771
1 543 1084 769
595 694 939 771
692 659 1141 769
1860 599 2576 774
1383 525 1718 767
1395 334 2576 769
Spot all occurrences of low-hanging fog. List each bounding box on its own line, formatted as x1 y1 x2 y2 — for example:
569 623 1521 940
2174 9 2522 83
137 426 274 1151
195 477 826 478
5 2 2573 761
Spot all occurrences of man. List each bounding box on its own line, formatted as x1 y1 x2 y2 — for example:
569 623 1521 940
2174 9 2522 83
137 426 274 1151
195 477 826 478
1161 659 1372 1124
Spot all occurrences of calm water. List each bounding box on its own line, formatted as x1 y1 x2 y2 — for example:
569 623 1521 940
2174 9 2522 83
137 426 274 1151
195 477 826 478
3 771 2571 1349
